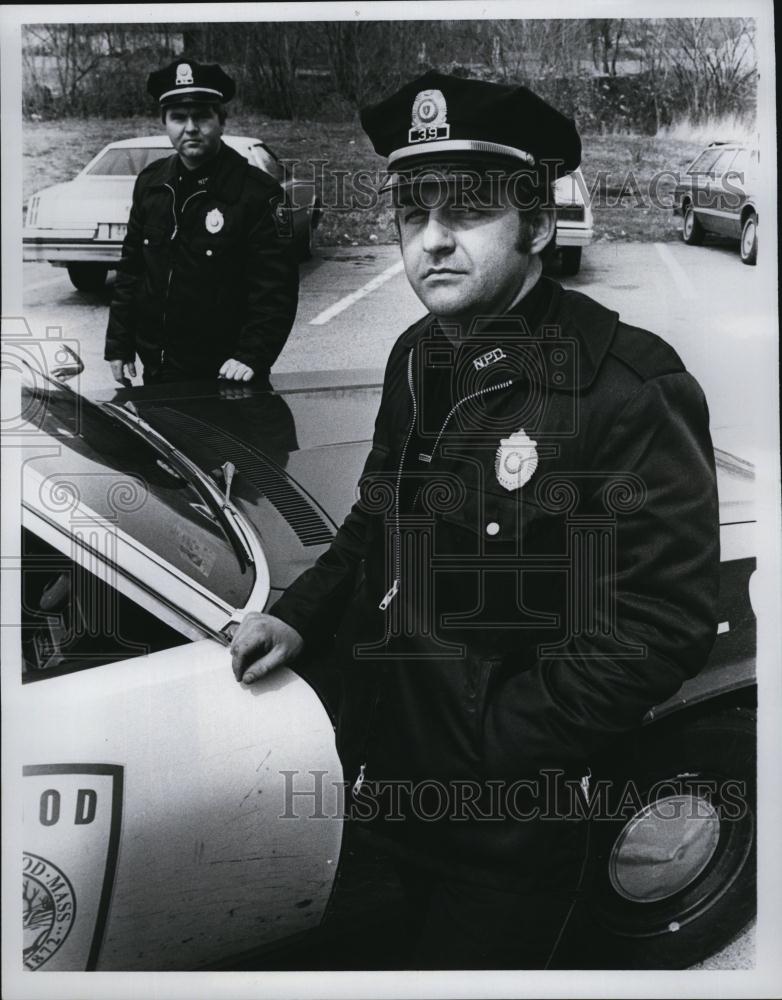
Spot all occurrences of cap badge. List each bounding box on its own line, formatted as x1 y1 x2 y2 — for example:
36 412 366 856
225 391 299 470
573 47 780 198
205 208 224 234
409 89 450 145
175 63 194 86
495 428 538 491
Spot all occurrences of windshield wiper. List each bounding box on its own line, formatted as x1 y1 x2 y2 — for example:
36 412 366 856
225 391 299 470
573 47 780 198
101 401 256 567
20 358 259 572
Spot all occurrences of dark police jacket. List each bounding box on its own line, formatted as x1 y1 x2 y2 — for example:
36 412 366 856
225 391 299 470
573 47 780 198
272 278 720 881
104 142 299 377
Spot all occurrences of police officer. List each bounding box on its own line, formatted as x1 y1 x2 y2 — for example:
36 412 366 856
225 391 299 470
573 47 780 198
105 59 299 384
230 72 720 968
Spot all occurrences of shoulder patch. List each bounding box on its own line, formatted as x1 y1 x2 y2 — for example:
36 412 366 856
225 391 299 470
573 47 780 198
610 322 686 381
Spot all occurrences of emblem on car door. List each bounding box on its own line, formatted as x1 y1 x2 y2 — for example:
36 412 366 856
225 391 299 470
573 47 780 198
23 853 76 969
23 764 124 970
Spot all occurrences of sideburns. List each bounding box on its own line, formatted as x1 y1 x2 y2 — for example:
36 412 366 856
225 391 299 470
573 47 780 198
515 213 535 254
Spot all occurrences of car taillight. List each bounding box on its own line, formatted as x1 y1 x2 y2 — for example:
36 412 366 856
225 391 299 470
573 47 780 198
556 206 585 222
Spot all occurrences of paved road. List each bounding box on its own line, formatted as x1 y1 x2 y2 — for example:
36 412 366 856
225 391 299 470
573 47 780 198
19 240 770 453
18 238 766 969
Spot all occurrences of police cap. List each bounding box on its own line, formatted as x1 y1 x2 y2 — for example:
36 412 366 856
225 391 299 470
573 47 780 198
147 59 236 108
360 70 581 186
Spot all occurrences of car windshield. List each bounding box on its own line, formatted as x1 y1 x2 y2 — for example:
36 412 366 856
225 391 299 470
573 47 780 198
22 384 254 611
84 146 172 176
687 147 725 175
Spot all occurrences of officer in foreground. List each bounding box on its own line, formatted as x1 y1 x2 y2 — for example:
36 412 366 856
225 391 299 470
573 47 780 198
105 59 298 384
231 72 719 968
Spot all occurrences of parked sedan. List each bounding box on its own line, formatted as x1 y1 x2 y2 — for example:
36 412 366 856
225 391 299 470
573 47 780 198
552 166 594 275
14 350 755 971
23 135 321 290
673 140 759 265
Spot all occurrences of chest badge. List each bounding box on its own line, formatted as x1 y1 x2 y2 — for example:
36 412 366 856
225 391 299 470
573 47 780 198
495 428 538 491
205 208 224 234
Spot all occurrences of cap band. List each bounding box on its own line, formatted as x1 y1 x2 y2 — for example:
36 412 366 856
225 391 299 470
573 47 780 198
159 86 223 102
388 139 535 168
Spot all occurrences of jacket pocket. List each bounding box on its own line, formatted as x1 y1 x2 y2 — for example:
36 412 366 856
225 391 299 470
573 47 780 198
436 486 548 550
141 225 167 250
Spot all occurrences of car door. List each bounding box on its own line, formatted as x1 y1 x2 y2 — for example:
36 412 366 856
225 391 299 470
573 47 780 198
716 147 749 240
699 147 740 236
683 146 724 234
18 463 343 971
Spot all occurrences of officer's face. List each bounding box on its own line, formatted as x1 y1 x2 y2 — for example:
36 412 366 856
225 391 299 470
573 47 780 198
165 104 223 169
396 182 534 324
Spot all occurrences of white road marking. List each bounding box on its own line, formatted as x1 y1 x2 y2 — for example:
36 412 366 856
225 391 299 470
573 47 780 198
24 274 70 293
309 260 405 325
654 242 697 300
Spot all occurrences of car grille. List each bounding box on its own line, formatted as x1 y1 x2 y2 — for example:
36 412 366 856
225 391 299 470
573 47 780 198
152 408 335 547
556 206 585 222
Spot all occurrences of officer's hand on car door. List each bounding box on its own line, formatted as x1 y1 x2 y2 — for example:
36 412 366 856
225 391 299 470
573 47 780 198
230 612 304 685
109 359 137 385
219 358 255 381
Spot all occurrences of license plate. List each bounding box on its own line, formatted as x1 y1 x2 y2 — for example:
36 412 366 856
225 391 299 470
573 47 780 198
98 222 127 240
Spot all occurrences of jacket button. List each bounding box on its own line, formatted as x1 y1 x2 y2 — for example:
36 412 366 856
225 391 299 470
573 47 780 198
143 238 149 245
486 521 500 536
206 249 213 256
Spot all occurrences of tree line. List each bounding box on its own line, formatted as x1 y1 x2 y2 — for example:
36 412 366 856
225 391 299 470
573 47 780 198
23 18 756 133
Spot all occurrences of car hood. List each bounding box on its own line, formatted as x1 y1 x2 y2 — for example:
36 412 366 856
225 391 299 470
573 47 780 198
93 374 384 592
93 374 755 591
27 178 134 227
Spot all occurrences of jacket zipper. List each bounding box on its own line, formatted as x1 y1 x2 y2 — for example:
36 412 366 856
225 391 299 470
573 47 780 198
161 183 206 336
378 347 418 611
361 348 514 795
379 347 513 610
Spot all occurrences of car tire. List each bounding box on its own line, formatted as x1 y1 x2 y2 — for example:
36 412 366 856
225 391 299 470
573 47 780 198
740 212 757 266
559 246 582 276
682 203 705 246
567 706 756 969
67 263 109 292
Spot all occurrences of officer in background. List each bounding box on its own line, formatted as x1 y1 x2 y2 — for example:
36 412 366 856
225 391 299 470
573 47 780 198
105 59 298 385
230 72 720 968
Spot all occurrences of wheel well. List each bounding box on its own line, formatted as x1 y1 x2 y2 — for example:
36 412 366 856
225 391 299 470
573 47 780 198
740 204 757 226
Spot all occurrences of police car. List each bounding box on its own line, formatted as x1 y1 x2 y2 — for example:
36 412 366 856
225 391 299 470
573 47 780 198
22 135 321 290
12 341 755 971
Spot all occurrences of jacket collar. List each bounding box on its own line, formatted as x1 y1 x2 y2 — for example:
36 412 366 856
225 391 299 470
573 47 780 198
406 278 619 392
147 141 248 204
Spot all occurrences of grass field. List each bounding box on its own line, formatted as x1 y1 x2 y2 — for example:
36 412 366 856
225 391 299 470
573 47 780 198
22 115 703 246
